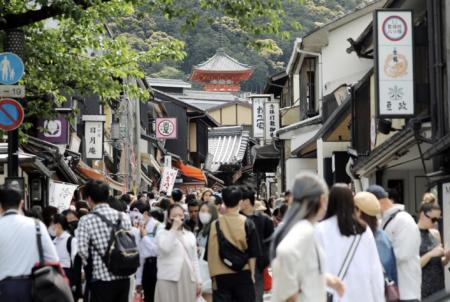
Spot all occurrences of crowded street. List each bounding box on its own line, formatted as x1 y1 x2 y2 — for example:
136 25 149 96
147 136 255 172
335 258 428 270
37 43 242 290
1 0 450 302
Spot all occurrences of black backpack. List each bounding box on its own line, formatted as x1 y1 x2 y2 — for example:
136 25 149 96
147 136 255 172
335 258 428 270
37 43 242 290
216 220 249 271
92 212 140 276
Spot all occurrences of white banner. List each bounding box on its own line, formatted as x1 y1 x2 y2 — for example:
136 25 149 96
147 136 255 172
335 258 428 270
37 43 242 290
49 181 78 212
252 98 268 138
264 102 280 144
159 167 177 195
85 120 103 159
375 10 415 117
443 183 450 290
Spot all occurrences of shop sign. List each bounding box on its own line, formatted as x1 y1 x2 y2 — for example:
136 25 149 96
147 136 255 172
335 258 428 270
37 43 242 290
252 98 268 138
264 102 280 144
37 114 69 144
374 10 415 118
85 120 104 159
159 167 177 195
49 180 78 212
156 118 177 139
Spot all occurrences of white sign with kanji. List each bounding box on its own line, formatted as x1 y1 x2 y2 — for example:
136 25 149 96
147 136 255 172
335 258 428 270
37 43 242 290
159 167 177 195
49 181 78 212
252 98 268 138
85 121 103 159
264 102 280 144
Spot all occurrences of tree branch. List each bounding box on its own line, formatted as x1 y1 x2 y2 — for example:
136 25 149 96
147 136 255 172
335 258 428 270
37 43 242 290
0 0 110 30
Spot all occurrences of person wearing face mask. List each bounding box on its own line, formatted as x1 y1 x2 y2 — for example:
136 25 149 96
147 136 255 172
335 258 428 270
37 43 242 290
195 201 219 302
155 204 202 302
50 214 82 301
134 201 165 302
0 187 59 302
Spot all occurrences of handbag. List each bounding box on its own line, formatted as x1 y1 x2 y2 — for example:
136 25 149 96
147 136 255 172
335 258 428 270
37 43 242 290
215 220 248 271
31 219 74 302
382 266 400 302
326 234 361 302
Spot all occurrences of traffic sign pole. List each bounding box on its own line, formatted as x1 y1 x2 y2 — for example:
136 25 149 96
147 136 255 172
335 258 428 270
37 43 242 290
4 29 25 178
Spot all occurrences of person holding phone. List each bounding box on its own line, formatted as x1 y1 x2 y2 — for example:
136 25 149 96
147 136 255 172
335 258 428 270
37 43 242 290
155 204 202 302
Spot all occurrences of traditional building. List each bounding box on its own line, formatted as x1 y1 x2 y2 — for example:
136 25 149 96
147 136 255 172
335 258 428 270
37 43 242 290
189 48 254 92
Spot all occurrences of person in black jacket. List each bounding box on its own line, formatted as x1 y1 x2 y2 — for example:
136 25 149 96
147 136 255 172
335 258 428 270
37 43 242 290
239 184 274 302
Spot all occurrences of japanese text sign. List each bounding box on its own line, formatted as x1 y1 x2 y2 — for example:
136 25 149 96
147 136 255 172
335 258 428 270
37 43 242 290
264 102 280 144
159 167 177 195
252 98 268 138
374 10 415 118
156 118 177 139
85 121 104 159
49 181 78 212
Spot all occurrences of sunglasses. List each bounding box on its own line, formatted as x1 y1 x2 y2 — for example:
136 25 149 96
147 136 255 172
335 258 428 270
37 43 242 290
425 213 442 223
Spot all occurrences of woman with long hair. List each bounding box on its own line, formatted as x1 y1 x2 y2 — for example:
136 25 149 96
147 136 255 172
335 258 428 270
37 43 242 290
200 188 214 202
155 204 202 302
353 192 398 286
195 201 219 302
315 184 384 302
417 197 450 298
270 173 344 302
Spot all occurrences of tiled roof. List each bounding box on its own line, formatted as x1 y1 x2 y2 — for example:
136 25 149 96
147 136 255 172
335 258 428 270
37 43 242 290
192 48 254 72
208 125 249 172
179 90 248 102
146 77 191 88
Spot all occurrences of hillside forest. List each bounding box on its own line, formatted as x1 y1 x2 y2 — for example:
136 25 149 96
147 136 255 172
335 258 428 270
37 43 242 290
109 0 372 92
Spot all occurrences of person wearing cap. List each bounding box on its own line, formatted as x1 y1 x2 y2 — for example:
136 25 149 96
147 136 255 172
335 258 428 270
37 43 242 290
366 185 421 302
354 192 398 286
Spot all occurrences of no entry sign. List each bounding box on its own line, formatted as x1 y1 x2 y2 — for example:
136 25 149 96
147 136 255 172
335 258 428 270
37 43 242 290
0 99 24 131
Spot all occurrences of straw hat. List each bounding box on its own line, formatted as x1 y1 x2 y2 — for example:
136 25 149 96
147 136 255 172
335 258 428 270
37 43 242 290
255 200 267 211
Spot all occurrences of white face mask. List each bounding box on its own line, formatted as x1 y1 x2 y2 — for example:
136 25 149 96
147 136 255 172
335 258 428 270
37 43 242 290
199 213 212 224
48 226 57 237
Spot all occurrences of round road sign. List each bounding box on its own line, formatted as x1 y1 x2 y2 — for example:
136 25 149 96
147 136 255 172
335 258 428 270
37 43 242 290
0 98 24 131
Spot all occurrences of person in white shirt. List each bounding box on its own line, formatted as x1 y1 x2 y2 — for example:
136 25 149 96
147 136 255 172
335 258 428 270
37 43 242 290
270 173 344 302
147 192 157 208
0 187 59 302
155 204 202 302
134 204 165 302
49 213 80 301
366 185 421 302
316 184 384 302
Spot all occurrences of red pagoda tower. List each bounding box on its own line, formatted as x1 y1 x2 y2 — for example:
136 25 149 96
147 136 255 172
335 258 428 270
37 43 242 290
189 48 254 92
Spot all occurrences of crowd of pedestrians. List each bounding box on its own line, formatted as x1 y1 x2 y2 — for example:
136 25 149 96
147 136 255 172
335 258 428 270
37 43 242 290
0 174 448 302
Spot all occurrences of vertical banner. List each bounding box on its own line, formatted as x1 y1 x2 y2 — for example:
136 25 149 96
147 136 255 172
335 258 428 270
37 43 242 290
159 167 178 195
85 121 104 159
443 183 450 290
264 102 280 144
49 181 78 212
374 10 415 118
252 98 268 138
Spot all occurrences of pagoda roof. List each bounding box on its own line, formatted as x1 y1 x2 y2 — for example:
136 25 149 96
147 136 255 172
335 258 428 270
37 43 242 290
191 48 254 73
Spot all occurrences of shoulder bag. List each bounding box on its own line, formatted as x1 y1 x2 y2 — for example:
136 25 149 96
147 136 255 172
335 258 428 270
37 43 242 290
215 220 248 271
382 210 404 230
382 266 400 302
326 234 361 302
31 219 74 302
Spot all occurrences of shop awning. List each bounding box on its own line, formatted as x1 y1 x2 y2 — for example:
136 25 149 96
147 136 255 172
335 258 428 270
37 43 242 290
75 164 126 192
0 153 53 177
172 161 206 183
140 152 162 174
205 172 225 187
253 144 280 173
141 172 153 186
422 132 450 160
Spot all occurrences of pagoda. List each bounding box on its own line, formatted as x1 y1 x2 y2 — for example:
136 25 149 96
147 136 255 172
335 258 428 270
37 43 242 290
189 16 254 92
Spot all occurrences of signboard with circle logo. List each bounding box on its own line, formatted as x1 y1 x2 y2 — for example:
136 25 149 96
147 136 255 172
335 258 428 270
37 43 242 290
156 118 177 139
0 98 24 131
374 10 415 118
0 53 24 85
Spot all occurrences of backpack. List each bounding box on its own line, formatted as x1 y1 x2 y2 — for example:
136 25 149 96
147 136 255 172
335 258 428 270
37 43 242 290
92 212 140 276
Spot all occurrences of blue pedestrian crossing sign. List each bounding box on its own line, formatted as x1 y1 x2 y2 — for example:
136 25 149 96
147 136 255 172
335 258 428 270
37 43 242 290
0 53 24 85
